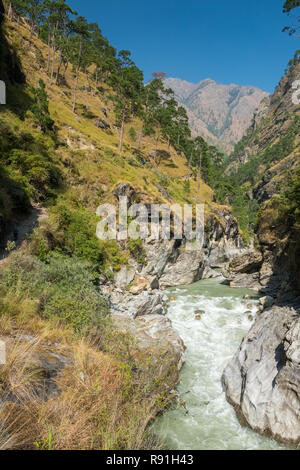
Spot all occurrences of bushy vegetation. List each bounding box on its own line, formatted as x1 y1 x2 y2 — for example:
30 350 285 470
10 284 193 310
127 238 147 265
0 251 109 333
30 78 54 132
278 167 300 228
210 115 300 240
0 246 179 450
0 116 60 239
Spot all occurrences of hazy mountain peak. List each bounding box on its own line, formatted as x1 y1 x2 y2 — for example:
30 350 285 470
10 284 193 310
164 77 269 153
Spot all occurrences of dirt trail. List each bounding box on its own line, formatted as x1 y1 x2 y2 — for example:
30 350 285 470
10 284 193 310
0 204 48 264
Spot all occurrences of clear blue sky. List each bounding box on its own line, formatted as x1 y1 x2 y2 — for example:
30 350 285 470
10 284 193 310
69 0 298 93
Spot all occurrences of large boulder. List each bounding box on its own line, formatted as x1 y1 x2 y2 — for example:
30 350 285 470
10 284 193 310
108 287 166 319
224 250 263 275
113 183 136 206
141 238 179 289
159 248 204 288
94 118 110 130
222 305 300 445
113 313 185 373
222 249 264 290
114 262 137 289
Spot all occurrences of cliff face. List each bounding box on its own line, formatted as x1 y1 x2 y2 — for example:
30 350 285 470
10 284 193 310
164 77 268 154
224 61 300 298
222 61 300 446
229 62 300 168
223 304 300 446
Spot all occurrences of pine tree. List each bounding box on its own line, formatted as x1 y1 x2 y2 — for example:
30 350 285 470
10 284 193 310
68 16 91 113
108 51 144 152
30 78 54 132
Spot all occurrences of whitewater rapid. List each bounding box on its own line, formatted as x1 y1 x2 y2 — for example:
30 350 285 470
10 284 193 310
153 276 287 450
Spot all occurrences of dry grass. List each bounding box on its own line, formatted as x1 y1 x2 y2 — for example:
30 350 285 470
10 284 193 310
0 319 173 450
3 17 215 210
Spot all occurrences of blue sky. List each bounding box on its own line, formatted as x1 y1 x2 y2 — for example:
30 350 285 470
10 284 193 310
69 0 298 93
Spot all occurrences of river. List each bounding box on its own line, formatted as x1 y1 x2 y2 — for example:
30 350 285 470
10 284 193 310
153 276 287 450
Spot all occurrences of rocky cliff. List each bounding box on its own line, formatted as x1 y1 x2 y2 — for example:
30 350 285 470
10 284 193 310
97 182 245 381
222 303 300 445
222 60 300 446
111 183 243 292
224 61 300 298
229 61 300 170
164 77 268 154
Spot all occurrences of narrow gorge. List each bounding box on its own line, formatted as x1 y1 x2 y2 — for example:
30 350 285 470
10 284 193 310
0 0 299 452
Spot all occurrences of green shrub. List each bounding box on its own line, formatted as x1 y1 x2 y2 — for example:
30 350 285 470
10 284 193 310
0 252 109 334
183 180 190 194
52 204 104 270
278 167 300 227
128 127 137 142
30 79 54 133
127 238 147 265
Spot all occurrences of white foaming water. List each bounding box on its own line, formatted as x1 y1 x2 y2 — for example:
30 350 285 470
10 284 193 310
153 277 288 450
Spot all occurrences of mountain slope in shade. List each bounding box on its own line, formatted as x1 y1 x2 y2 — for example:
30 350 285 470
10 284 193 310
164 77 269 154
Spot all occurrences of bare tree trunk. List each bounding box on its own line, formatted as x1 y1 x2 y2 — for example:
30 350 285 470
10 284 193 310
47 30 51 73
62 61 68 80
137 123 144 150
73 68 79 113
30 19 35 38
93 70 98 96
50 27 57 84
73 40 82 113
155 130 160 152
197 155 202 192
86 70 91 90
7 2 13 20
188 150 193 170
119 111 125 153
50 48 55 83
55 54 63 85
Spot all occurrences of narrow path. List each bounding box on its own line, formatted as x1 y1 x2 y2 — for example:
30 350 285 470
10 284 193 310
0 203 48 264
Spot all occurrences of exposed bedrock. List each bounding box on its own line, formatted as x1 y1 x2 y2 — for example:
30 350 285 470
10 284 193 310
222 305 300 445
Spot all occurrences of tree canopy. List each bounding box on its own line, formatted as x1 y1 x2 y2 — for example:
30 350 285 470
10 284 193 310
283 0 300 36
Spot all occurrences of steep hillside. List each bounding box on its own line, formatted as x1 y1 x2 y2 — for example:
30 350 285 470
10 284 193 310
221 56 300 447
164 77 268 154
0 18 218 243
223 62 300 296
0 8 244 450
225 59 300 296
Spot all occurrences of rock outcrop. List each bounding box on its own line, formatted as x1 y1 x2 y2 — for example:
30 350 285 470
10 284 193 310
94 118 110 130
222 249 263 291
221 61 300 446
112 183 243 291
102 283 185 373
222 304 300 445
113 313 186 373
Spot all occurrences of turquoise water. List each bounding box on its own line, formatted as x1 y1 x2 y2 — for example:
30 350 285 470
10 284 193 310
153 276 287 450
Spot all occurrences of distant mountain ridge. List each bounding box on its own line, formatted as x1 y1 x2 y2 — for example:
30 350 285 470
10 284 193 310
164 77 269 154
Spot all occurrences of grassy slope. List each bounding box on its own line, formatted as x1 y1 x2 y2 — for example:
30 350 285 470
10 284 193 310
3 19 214 209
0 18 188 450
